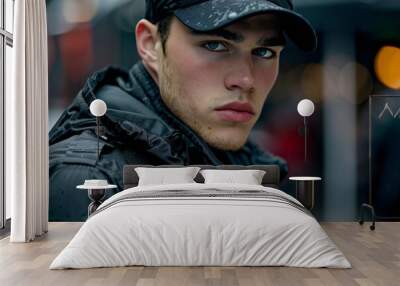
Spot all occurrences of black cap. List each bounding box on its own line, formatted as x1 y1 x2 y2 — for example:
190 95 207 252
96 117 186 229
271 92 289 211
145 0 317 52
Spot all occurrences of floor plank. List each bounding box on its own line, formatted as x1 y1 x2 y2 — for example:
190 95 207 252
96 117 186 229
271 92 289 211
0 222 399 286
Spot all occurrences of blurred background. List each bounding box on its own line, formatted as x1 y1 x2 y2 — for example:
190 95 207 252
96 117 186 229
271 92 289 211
46 0 400 221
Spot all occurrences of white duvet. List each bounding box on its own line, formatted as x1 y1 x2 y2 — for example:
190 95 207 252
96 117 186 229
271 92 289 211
50 183 351 269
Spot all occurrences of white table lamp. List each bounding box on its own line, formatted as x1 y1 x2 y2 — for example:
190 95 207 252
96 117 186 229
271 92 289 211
297 99 315 162
89 99 107 161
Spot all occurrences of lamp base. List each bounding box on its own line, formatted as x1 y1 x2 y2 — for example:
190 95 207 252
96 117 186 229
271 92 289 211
87 189 106 216
295 180 314 210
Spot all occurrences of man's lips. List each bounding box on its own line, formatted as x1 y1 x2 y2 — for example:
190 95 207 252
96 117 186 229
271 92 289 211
214 101 255 123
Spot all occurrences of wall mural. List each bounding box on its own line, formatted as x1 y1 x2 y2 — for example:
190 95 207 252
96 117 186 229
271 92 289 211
47 1 319 222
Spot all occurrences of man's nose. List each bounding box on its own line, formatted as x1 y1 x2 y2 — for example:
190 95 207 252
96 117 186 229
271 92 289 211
224 56 255 92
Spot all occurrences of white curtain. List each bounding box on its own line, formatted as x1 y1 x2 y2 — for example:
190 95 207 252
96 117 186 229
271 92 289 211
6 0 49 242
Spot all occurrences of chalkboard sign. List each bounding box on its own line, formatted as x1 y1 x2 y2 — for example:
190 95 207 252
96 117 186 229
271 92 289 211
370 95 400 219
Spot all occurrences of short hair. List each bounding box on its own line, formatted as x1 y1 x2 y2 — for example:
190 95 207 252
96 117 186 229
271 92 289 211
157 14 174 55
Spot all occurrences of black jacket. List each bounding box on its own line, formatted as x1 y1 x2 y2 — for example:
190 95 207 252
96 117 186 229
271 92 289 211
49 61 288 221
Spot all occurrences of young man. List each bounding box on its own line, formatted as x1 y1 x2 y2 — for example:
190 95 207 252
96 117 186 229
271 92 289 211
49 0 317 221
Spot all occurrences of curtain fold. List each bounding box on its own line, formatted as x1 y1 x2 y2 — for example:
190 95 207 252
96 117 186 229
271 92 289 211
7 0 49 242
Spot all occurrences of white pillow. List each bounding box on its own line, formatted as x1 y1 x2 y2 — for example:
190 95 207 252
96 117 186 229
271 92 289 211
200 169 266 185
135 167 201 186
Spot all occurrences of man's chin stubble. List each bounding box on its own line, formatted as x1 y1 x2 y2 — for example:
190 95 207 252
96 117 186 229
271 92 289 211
195 125 248 151
203 137 246 151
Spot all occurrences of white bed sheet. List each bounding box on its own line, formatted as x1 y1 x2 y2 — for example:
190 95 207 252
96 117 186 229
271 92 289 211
50 183 351 269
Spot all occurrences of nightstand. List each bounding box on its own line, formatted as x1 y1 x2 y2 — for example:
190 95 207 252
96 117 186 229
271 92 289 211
289 177 321 210
77 180 117 217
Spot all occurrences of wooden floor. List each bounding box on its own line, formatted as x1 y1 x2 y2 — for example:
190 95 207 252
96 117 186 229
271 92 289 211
0 222 399 286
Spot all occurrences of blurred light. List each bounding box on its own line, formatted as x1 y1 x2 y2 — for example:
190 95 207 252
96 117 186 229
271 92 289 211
338 62 373 104
323 63 341 98
354 63 373 104
336 64 353 100
375 46 400 90
301 64 323 103
63 0 99 23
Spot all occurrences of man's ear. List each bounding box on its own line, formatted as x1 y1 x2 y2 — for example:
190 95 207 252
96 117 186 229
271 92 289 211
135 19 161 81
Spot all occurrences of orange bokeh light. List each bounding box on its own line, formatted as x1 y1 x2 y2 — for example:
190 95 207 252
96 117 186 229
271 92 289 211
375 46 400 90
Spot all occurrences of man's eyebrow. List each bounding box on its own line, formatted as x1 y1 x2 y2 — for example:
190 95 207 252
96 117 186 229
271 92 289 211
189 28 286 46
189 28 244 42
257 36 286 47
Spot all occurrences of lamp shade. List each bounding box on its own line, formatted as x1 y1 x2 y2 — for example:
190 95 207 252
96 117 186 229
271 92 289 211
297 99 315 117
89 99 107 117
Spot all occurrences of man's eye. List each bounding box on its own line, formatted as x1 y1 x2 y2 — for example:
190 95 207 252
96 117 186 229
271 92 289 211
253 48 276 59
202 42 227 52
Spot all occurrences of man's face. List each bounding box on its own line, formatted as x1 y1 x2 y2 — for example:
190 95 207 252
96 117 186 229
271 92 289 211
157 14 285 151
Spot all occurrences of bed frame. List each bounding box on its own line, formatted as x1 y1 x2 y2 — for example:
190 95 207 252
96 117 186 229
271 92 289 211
123 165 281 189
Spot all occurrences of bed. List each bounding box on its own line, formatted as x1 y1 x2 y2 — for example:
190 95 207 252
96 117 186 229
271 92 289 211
50 165 351 269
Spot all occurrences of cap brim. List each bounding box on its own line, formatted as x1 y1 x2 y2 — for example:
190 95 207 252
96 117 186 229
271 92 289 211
174 0 317 52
